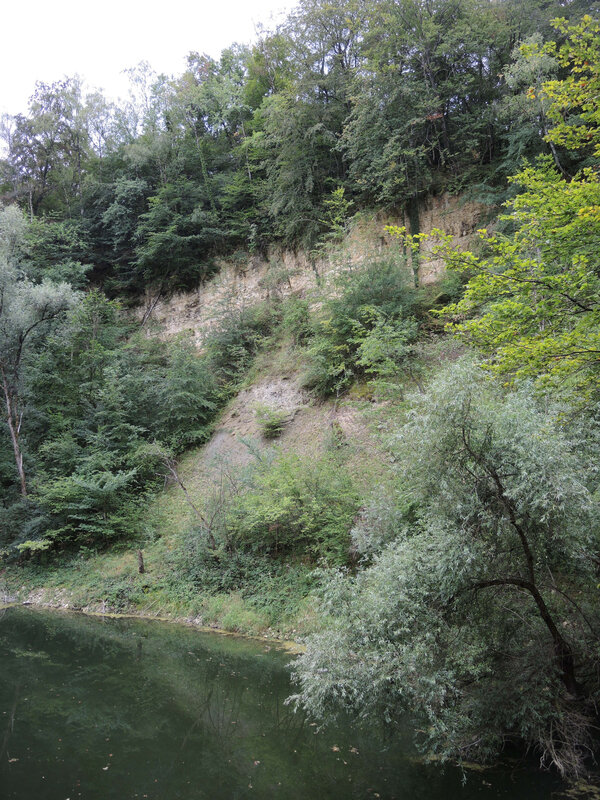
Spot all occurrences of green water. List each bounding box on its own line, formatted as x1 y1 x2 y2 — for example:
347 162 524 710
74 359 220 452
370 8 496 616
0 606 558 799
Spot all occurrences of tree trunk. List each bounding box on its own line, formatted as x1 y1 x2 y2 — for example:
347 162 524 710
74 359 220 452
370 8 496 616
472 577 583 697
1 368 27 497
459 435 584 697
488 465 582 696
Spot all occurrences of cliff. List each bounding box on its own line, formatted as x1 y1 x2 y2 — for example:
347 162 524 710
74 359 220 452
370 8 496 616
138 194 486 346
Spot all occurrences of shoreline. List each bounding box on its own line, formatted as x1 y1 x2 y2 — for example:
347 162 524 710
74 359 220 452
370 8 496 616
0 598 305 654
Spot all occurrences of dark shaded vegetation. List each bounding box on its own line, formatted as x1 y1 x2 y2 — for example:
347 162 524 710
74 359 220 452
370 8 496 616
1 0 592 298
0 253 279 556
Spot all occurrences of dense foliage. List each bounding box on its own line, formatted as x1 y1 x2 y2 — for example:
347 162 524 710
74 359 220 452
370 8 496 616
388 17 600 399
1 0 590 296
293 363 600 778
303 254 419 396
0 205 280 555
292 16 600 782
178 448 359 573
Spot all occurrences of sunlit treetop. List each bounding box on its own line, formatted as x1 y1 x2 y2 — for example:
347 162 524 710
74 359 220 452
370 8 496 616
533 16 600 156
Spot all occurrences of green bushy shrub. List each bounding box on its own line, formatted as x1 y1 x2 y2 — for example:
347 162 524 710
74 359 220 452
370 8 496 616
303 256 419 396
204 301 280 385
228 452 360 564
171 449 361 613
254 403 291 438
281 297 312 344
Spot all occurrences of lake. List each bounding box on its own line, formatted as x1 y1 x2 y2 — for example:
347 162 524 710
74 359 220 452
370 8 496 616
0 606 559 799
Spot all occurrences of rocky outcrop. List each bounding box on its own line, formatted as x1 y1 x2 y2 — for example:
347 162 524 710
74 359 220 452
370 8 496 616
137 194 487 345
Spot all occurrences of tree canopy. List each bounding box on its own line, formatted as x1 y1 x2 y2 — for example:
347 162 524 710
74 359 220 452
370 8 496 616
386 17 600 399
1 0 588 294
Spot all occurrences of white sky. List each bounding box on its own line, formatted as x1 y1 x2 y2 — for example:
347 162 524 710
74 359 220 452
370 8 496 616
1 0 297 116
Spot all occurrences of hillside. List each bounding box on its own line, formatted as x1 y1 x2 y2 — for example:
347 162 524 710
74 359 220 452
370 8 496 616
1 193 479 630
136 193 486 343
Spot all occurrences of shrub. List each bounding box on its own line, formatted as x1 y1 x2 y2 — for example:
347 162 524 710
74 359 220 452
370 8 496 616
254 403 291 439
229 452 361 564
304 256 418 396
281 297 312 345
172 450 361 574
204 301 280 386
293 362 600 778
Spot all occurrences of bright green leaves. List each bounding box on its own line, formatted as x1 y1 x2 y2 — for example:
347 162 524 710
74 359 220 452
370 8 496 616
230 452 360 565
537 16 600 157
443 163 600 393
387 18 600 400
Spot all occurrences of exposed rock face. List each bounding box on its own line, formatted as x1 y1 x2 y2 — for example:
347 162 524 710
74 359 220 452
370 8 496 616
414 193 487 283
137 194 487 345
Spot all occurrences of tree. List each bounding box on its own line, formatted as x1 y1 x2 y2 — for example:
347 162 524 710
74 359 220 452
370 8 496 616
0 78 92 217
252 0 369 248
415 159 600 396
540 16 600 157
292 362 600 777
387 18 600 400
134 179 221 292
341 0 586 208
13 292 225 552
259 90 341 247
0 207 76 496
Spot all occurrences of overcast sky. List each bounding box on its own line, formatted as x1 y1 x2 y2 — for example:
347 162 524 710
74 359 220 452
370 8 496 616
1 0 297 116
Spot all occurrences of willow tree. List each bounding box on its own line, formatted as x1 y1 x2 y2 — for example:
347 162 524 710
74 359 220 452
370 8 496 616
293 362 600 778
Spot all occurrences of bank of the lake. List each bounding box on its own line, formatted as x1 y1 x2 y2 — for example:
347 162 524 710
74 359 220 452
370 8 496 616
0 599 305 655
1 540 319 642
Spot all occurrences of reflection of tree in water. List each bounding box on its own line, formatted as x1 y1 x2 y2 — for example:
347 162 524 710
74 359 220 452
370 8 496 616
0 681 20 763
135 638 314 794
0 609 558 800
0 609 324 798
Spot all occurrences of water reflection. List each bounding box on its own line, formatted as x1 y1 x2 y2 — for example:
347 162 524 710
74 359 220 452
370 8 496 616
1 607 557 799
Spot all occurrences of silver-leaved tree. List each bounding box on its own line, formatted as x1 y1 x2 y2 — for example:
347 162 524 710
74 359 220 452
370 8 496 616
292 361 600 778
0 206 76 496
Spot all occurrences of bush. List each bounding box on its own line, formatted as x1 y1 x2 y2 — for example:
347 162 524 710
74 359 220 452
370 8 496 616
254 403 291 438
281 297 312 345
303 256 418 396
204 301 280 386
170 531 319 628
229 452 361 564
97 574 146 612
172 450 361 575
